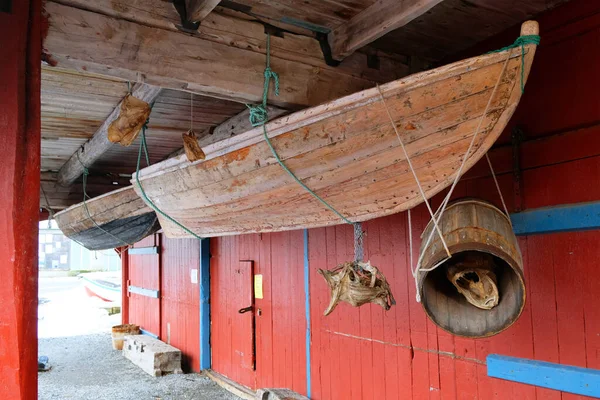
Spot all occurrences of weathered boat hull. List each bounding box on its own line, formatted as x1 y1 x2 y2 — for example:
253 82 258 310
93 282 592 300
55 186 160 250
134 23 538 238
80 272 122 303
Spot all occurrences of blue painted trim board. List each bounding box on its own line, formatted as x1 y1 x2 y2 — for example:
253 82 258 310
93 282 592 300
303 229 312 398
199 238 211 370
487 354 600 398
511 201 600 235
140 328 159 339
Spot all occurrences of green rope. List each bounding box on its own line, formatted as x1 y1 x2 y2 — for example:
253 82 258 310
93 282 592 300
487 35 540 94
77 153 132 247
247 33 353 226
135 124 203 240
247 34 279 127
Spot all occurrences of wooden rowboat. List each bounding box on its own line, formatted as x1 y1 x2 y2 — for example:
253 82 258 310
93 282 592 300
80 272 122 303
54 186 160 250
133 22 539 238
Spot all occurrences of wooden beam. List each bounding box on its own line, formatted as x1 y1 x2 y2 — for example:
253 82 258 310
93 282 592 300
0 0 41 397
56 83 162 187
50 0 409 83
43 1 410 108
164 105 289 160
186 0 221 22
329 0 444 61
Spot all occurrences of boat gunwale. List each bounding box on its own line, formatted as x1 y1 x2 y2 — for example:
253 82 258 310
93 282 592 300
133 47 530 183
54 185 140 218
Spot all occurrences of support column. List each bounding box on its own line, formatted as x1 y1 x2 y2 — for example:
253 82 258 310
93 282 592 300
0 0 42 399
199 238 211 370
121 247 130 324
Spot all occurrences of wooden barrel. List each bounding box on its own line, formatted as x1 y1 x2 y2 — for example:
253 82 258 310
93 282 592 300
418 199 525 337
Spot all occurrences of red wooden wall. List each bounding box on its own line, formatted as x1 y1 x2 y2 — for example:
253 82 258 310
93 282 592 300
305 1 600 397
128 235 161 337
161 237 201 372
126 235 201 372
208 0 600 398
211 231 307 393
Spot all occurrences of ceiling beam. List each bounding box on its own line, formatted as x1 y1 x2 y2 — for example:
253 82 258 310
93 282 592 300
186 0 221 22
56 83 162 187
328 0 444 61
43 1 409 108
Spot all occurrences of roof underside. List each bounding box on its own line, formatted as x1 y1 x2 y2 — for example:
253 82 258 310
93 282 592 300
40 0 567 212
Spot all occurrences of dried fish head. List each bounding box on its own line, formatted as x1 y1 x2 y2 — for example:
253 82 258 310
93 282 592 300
446 253 499 310
319 261 395 316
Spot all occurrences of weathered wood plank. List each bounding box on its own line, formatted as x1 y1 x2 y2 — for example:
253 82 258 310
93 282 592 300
52 0 409 80
186 0 221 22
56 83 162 186
329 0 445 60
44 1 409 107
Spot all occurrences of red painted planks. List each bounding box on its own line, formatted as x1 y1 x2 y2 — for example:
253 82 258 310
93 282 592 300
128 234 160 337
210 232 306 392
160 237 200 372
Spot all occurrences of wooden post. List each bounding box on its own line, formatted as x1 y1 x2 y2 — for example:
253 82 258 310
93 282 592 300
0 0 42 399
121 247 130 324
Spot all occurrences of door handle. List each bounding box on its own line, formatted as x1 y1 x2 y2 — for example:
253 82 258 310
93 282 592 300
238 306 253 314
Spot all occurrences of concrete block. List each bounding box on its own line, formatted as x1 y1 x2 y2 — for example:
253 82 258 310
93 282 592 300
256 388 310 400
122 334 183 377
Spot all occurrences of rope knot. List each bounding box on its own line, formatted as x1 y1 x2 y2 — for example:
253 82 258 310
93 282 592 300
264 67 280 97
246 103 269 127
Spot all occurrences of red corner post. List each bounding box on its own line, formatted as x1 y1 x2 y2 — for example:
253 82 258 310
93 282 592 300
121 247 130 324
0 0 42 399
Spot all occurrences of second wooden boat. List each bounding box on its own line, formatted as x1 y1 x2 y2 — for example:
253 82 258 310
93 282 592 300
133 22 539 238
54 186 160 250
80 272 122 303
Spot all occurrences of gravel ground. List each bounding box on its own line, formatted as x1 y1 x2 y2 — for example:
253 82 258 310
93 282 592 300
39 334 241 400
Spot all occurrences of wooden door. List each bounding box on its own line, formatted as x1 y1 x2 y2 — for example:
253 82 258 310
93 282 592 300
233 260 255 371
127 235 161 337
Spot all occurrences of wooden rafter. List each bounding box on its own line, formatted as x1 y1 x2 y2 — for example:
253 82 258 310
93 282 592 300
186 0 221 22
42 1 410 108
328 0 445 61
56 83 162 187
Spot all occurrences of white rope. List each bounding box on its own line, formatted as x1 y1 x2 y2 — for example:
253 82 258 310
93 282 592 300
411 50 513 302
485 153 512 226
190 92 194 131
377 85 451 259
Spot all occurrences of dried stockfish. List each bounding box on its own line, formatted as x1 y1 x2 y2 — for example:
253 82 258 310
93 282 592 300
446 252 499 310
107 94 151 146
182 130 206 162
318 261 395 316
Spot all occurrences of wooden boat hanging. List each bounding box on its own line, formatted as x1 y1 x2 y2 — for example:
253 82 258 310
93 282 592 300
54 186 160 251
133 22 539 238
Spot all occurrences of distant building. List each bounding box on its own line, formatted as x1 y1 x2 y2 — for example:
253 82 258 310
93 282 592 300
38 220 120 271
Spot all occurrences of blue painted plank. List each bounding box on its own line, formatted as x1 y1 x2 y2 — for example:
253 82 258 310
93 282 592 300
140 328 159 339
199 238 211 370
487 354 600 397
511 201 600 236
303 229 311 398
